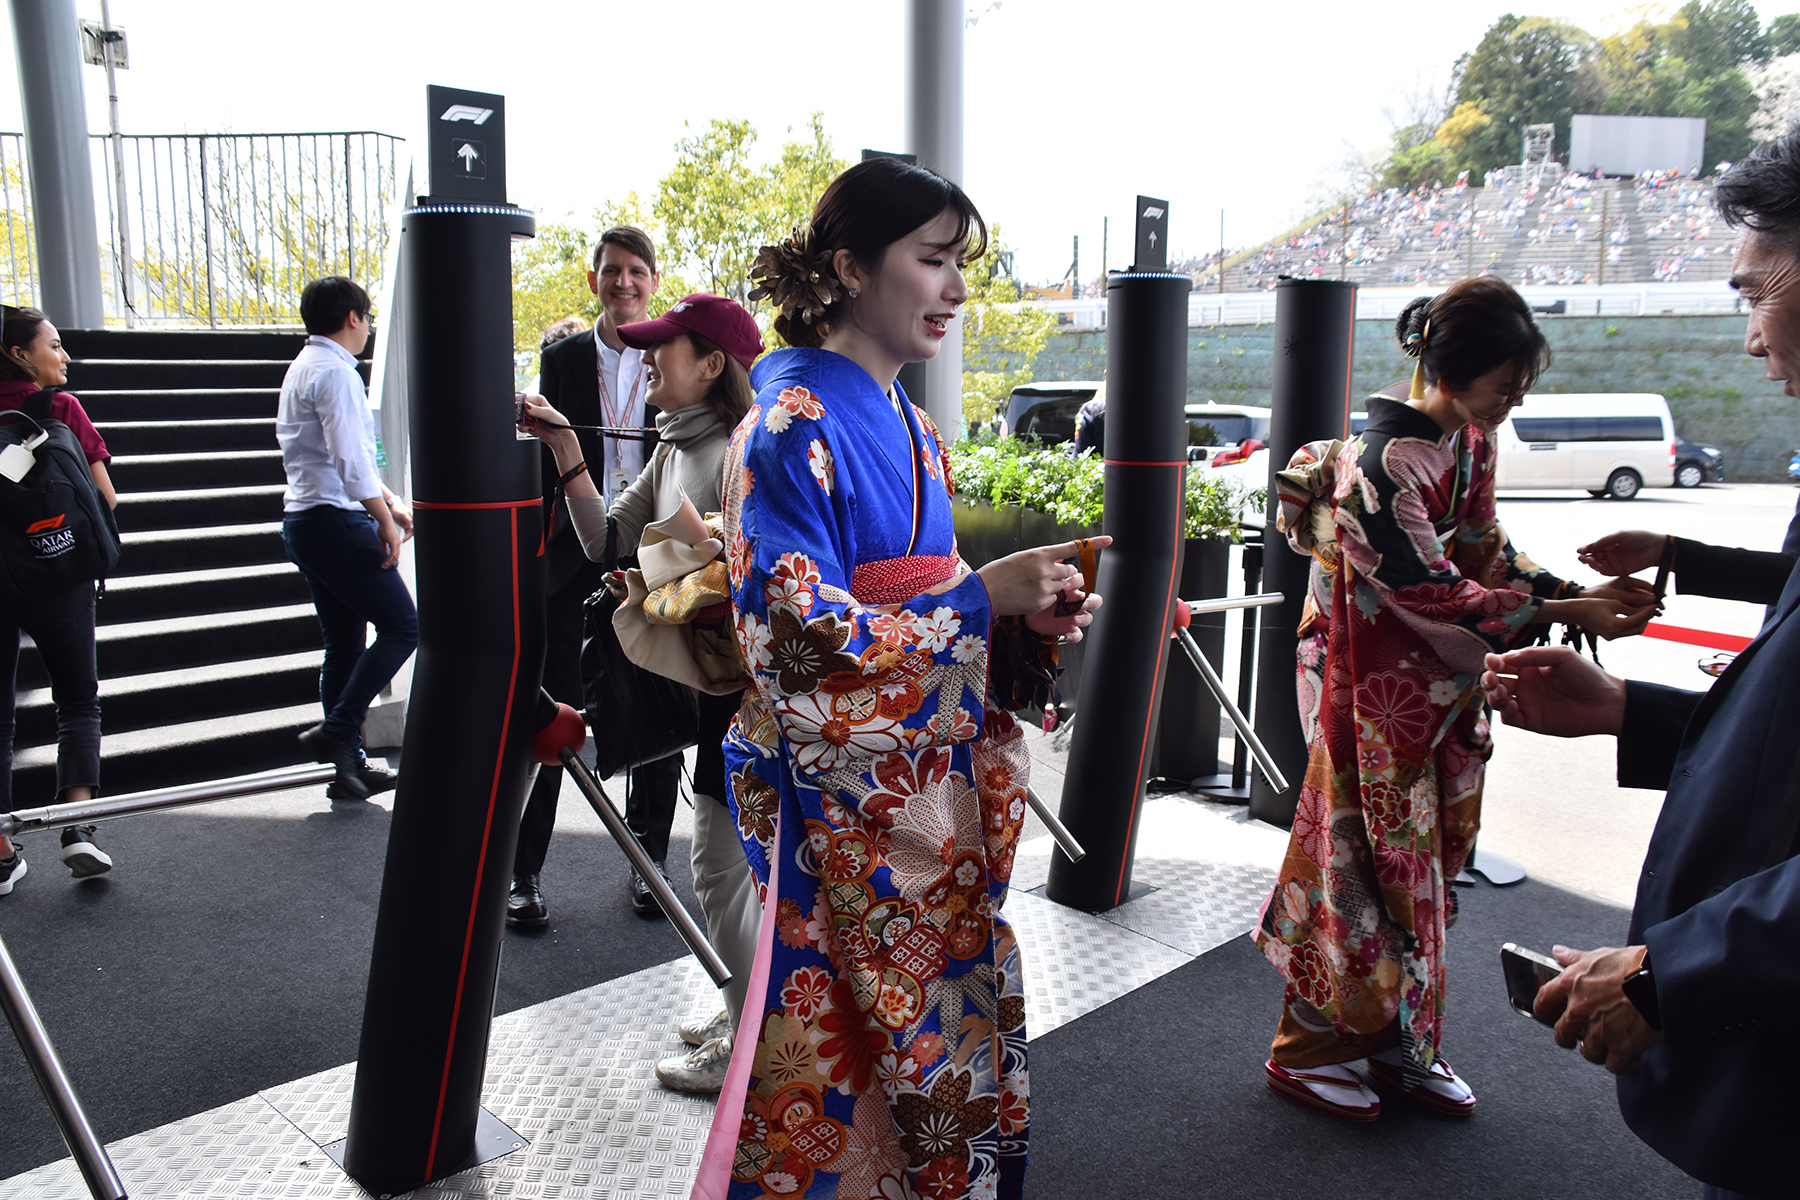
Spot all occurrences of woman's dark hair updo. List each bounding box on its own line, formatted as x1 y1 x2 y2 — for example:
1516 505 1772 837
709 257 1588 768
1395 276 1551 396
749 157 989 350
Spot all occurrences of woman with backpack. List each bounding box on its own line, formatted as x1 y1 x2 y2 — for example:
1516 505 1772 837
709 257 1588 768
0 306 119 889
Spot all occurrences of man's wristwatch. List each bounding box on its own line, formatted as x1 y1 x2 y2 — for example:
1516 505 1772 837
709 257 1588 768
1622 949 1662 1031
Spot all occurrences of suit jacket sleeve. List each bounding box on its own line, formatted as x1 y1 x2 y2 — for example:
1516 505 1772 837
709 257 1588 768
1673 538 1795 606
1644 850 1800 1053
1618 680 1704 791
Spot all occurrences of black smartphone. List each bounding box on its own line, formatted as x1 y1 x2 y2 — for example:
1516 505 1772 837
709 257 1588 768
1501 942 1562 1027
514 393 528 423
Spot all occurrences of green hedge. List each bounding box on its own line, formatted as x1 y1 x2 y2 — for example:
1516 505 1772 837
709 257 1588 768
945 435 1264 541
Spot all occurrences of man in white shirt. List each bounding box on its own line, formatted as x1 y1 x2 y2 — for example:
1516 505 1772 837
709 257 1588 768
508 226 678 929
278 276 417 801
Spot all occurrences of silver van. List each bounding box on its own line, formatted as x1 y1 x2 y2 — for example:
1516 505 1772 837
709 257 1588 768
1493 393 1676 499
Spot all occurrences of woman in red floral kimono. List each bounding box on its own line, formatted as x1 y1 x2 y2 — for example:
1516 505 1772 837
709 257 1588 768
691 157 1105 1200
1255 277 1658 1122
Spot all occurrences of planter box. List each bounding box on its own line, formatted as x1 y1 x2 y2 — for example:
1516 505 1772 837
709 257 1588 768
952 497 1101 720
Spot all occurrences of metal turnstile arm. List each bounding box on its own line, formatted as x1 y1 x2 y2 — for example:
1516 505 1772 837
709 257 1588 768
1023 786 1085 863
0 935 126 1200
0 764 337 839
1175 625 1290 794
558 749 732 988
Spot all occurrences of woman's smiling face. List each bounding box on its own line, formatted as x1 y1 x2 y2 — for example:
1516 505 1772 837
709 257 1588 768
841 208 971 367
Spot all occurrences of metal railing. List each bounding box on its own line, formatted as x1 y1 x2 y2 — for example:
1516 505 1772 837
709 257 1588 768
1038 279 1745 329
0 130 404 327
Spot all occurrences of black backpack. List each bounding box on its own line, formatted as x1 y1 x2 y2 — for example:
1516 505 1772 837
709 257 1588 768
0 389 121 603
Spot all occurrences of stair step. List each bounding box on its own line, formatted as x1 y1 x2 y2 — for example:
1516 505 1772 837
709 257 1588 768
115 485 286 533
16 603 321 690
75 388 278 423
59 328 317 361
10 701 324 800
106 450 285 491
98 562 310 624
116 522 286 577
96 418 274 456
13 650 321 745
71 359 306 391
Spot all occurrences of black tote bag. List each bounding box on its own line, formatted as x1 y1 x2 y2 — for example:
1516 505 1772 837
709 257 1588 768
580 585 702 778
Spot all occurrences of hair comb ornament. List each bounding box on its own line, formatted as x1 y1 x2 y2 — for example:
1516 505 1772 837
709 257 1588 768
746 224 843 326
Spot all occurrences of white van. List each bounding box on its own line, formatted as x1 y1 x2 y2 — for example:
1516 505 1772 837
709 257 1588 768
1493 393 1676 499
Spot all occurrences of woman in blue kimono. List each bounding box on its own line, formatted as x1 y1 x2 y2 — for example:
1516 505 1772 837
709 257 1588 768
692 158 1105 1200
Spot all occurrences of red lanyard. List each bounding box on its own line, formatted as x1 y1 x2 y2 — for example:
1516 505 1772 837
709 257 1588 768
595 343 643 466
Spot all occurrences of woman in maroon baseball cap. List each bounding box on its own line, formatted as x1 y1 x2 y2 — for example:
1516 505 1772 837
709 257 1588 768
518 292 766 1096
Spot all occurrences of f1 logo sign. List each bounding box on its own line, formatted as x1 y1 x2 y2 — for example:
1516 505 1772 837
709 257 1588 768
427 85 506 202
1134 194 1169 272
440 104 493 125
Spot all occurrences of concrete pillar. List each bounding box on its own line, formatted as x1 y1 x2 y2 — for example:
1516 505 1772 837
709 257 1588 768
905 0 965 440
7 0 103 328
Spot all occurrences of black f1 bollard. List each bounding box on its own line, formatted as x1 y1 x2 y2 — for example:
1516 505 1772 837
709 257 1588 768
1247 278 1357 828
1045 269 1189 912
336 87 542 1195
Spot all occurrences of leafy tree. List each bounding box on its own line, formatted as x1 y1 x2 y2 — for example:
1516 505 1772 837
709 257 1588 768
959 229 1056 431
511 218 599 362
1670 0 1771 77
1748 51 1800 140
1771 13 1800 57
1452 16 1598 172
653 113 846 308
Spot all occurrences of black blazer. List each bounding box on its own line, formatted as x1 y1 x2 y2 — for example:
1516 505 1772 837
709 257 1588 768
537 328 656 595
1610 556 1800 1196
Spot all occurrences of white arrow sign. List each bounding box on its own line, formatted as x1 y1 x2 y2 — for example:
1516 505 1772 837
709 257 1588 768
1148 230 1158 247
457 143 480 172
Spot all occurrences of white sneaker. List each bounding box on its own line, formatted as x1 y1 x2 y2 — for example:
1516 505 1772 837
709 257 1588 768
678 1007 731 1047
60 826 112 878
656 1035 732 1093
0 853 24 896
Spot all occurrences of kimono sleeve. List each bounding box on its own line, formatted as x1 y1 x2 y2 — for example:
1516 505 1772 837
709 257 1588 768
726 396 992 785
1335 434 1543 663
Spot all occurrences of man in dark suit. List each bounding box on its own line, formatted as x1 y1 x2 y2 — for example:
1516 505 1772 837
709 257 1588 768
1480 134 1800 1200
507 225 683 929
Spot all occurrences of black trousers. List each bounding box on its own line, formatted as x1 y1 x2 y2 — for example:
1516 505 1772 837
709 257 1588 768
513 567 683 875
0 580 99 808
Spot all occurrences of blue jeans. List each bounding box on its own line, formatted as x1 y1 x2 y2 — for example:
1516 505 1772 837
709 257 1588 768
281 505 417 752
0 580 100 807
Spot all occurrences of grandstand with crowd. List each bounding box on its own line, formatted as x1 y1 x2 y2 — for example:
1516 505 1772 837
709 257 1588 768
1179 166 1735 293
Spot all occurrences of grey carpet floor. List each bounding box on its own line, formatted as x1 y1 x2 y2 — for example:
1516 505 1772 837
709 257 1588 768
1026 875 1696 1199
0 776 701 1178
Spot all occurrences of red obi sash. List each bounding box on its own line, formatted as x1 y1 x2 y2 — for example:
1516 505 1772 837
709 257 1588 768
850 554 961 606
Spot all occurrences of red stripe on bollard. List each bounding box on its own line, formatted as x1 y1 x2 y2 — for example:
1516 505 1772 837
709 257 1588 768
1643 622 1753 652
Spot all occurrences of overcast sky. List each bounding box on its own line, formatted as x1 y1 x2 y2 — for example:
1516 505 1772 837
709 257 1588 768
0 0 1791 283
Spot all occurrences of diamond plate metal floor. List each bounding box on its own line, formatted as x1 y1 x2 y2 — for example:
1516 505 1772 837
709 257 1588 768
0 796 1285 1198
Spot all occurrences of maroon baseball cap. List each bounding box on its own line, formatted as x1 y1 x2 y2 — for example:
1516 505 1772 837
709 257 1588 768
616 293 764 371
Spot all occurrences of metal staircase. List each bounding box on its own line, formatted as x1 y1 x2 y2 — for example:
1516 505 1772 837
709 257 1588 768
10 328 370 800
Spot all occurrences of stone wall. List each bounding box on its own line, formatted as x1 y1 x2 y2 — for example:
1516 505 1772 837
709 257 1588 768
1024 313 1800 481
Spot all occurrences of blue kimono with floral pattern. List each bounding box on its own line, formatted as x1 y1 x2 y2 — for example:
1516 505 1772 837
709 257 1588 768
692 348 1030 1200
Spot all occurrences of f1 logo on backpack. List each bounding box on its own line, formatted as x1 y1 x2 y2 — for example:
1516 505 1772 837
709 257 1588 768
27 513 74 559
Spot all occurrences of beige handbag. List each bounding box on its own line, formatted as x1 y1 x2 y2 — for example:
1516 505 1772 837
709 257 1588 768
612 489 747 696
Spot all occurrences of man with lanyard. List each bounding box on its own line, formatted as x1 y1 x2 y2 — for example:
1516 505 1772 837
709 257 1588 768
508 225 683 929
